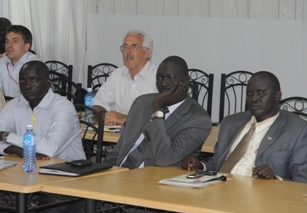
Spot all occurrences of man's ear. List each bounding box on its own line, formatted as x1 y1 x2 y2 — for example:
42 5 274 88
46 79 51 89
184 76 190 87
24 43 30 52
145 48 151 60
276 91 282 102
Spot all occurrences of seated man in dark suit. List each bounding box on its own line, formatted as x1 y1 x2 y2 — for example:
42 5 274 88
104 55 212 169
182 71 307 183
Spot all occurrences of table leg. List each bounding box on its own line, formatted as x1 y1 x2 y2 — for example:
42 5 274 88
16 193 28 213
85 199 95 213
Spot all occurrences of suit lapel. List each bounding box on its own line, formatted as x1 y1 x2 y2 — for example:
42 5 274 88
256 113 285 159
125 97 153 149
164 97 192 131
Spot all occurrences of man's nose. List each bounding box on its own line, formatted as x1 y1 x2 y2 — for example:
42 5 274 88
162 78 169 86
5 41 12 47
251 93 259 102
24 81 32 88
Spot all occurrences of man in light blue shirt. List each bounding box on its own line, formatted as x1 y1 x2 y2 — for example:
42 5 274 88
0 25 40 98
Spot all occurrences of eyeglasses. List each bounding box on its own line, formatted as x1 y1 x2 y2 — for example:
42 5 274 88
120 44 148 53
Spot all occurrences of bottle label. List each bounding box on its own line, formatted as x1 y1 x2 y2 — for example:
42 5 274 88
24 135 35 146
85 97 93 107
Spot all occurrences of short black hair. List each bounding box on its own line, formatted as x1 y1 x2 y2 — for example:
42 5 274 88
20 61 49 80
251 71 281 91
6 25 32 49
0 18 11 30
160 55 189 77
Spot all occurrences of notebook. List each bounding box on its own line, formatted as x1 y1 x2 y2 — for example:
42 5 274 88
39 161 112 177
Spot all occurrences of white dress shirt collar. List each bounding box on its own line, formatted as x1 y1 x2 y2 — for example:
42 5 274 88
7 51 32 67
164 99 186 120
18 89 55 109
122 61 153 80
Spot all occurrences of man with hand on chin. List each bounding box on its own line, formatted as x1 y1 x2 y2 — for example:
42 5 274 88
103 55 212 169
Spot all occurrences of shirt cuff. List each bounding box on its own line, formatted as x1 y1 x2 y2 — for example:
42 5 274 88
200 161 207 171
6 133 23 147
275 175 283 181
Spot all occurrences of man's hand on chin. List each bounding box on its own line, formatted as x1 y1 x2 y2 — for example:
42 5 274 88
153 82 187 111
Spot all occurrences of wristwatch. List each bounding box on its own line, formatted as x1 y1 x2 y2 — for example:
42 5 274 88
151 110 164 119
2 131 9 142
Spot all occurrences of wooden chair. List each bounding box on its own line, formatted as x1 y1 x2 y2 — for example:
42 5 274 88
74 104 105 163
87 63 118 92
50 77 82 104
219 71 253 122
45 60 73 80
280 96 307 120
188 69 214 116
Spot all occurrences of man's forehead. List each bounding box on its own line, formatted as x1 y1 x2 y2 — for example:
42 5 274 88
248 76 272 87
20 67 40 76
6 32 22 39
157 67 181 77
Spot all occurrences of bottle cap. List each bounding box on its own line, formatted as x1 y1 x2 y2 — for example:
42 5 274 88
26 124 33 128
87 88 92 92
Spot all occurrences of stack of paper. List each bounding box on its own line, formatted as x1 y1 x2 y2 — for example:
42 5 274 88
158 174 227 188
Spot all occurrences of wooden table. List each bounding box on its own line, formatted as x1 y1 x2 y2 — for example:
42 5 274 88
41 166 307 213
0 156 127 213
86 126 219 153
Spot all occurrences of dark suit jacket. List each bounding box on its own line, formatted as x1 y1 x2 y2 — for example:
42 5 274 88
104 94 212 167
206 110 307 183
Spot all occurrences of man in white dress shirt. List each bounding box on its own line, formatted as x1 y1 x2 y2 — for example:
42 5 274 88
0 25 40 98
0 60 86 213
93 30 158 125
0 60 85 161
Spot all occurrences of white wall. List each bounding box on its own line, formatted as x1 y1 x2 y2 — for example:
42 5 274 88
86 14 306 121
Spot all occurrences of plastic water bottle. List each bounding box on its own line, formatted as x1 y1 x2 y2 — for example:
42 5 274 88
84 88 94 123
23 124 36 172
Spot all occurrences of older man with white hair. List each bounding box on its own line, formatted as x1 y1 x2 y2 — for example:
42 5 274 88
93 30 158 125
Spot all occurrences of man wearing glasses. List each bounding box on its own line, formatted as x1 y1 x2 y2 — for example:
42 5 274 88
93 30 158 125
